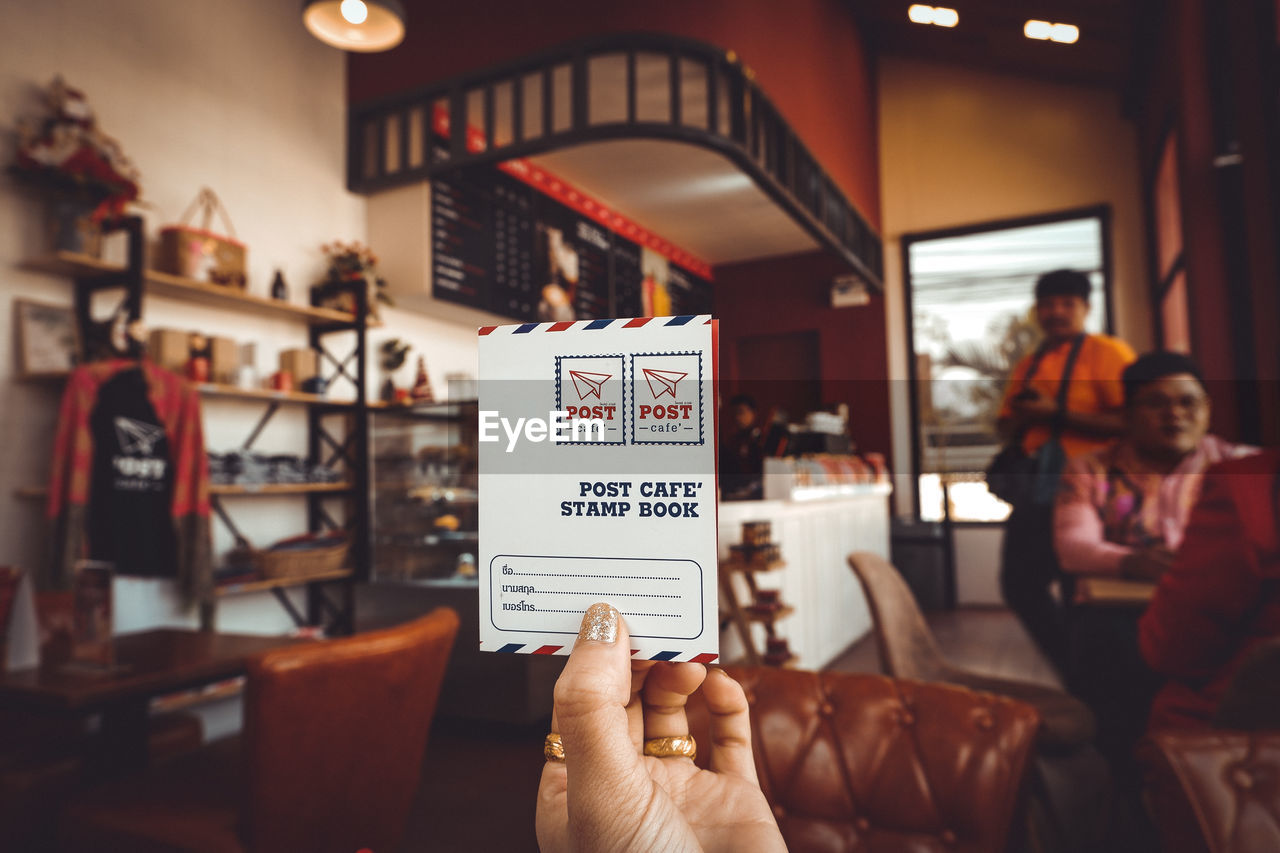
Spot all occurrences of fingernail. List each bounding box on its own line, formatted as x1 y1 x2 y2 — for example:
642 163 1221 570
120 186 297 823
579 603 618 644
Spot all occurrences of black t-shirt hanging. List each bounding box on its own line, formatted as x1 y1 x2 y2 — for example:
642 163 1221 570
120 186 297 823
86 367 178 577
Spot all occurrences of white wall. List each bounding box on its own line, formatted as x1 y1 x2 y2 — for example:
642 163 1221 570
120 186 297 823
0 1 483 635
877 57 1150 603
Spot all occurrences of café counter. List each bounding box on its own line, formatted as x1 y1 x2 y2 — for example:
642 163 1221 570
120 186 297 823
718 482 891 670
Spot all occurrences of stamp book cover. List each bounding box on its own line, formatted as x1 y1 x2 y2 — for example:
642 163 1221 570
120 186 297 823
478 315 718 662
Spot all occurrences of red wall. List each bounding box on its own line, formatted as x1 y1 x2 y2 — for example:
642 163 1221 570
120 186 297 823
713 250 892 457
347 0 880 230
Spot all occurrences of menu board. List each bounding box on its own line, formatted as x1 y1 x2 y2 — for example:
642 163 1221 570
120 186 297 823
431 146 491 311
489 173 538 319
567 216 613 320
612 237 644 319
667 263 714 316
430 146 712 323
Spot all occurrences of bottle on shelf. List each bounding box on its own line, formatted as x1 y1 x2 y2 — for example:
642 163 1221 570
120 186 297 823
270 269 289 301
410 356 434 402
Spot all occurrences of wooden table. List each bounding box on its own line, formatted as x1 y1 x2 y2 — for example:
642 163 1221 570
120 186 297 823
1075 577 1158 607
0 628 302 773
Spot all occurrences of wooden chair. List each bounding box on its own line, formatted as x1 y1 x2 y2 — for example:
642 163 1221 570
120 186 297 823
847 551 1094 752
59 607 460 853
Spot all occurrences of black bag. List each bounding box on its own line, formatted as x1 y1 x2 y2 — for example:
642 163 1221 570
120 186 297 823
985 334 1085 508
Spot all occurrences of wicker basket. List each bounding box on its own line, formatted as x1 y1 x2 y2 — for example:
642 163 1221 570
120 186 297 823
254 535 349 580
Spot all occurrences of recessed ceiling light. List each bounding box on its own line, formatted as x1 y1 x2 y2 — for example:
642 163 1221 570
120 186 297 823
1024 19 1053 40
908 5 959 28
1049 23 1080 44
1024 18 1079 44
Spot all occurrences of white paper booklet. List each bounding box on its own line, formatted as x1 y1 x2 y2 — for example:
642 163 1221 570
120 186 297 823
478 315 718 662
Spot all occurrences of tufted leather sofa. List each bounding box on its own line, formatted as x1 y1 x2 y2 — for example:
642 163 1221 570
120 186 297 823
686 666 1042 853
1140 731 1280 853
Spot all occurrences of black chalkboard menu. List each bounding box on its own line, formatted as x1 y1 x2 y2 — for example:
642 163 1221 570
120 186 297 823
430 144 491 312
430 147 712 323
667 262 714 316
612 237 644 319
489 173 537 319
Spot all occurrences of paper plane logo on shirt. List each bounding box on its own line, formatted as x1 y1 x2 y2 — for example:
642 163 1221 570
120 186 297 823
568 370 611 400
114 417 165 456
642 368 687 399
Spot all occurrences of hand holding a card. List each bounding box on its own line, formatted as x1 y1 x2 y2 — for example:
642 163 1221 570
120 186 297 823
536 604 785 853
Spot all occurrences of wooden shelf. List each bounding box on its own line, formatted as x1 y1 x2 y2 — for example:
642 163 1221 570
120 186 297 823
21 251 123 278
745 604 795 624
215 568 353 596
210 482 351 496
721 558 787 573
22 253 363 326
151 677 245 713
196 383 359 408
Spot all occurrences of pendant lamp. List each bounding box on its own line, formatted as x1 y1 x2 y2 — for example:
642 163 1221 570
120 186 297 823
303 0 406 52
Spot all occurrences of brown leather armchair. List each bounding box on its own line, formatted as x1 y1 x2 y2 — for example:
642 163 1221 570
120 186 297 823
1140 639 1280 853
687 666 1043 853
59 607 460 853
1139 731 1280 853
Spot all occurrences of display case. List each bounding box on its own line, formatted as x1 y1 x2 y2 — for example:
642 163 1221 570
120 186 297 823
370 400 478 582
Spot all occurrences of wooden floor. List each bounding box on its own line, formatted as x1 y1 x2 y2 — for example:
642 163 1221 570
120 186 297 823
397 607 1055 852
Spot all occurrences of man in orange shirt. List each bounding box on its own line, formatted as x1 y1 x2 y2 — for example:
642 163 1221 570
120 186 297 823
996 269 1136 674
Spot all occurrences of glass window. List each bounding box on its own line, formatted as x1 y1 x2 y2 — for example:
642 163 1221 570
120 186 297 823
906 212 1110 522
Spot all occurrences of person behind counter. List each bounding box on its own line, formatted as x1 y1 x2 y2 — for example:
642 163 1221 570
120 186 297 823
996 268 1136 675
721 394 764 501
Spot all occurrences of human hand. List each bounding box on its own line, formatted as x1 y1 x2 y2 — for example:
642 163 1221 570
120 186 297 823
1010 389 1056 424
1121 546 1176 581
535 603 786 853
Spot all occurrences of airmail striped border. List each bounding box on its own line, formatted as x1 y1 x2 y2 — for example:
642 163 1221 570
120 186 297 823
485 642 718 664
478 315 713 336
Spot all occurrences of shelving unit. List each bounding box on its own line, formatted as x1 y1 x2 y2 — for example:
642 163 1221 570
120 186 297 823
25 216 370 636
370 400 478 582
719 552 795 668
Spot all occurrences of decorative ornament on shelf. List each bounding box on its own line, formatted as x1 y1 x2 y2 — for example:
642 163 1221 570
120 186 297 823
270 269 289 301
410 356 434 403
9 76 142 254
377 337 411 404
312 241 394 321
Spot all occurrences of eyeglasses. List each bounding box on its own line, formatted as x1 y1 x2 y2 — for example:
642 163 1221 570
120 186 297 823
1133 394 1208 413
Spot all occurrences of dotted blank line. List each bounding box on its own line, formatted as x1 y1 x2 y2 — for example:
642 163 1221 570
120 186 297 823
512 573 678 581
539 591 681 599
531 609 680 618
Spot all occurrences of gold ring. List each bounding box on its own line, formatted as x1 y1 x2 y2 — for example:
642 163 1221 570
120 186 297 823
643 735 697 760
544 732 565 763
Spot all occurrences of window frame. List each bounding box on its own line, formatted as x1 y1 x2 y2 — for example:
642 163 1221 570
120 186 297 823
901 204 1116 521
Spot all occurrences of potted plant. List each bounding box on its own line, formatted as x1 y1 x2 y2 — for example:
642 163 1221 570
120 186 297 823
9 76 141 255
312 241 394 321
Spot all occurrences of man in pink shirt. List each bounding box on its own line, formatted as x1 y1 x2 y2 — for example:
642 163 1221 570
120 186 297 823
1052 351 1254 802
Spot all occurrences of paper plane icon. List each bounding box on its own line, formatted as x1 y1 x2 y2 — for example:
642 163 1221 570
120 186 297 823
569 370 611 400
114 416 165 455
642 368 687 399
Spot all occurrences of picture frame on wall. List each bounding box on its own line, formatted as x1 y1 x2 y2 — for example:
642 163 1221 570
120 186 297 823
13 298 77 379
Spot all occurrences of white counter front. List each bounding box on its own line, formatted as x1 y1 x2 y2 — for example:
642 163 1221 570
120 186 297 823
718 485 891 670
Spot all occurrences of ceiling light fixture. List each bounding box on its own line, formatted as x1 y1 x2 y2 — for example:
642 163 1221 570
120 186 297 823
1024 19 1080 44
302 0 406 52
908 5 959 28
